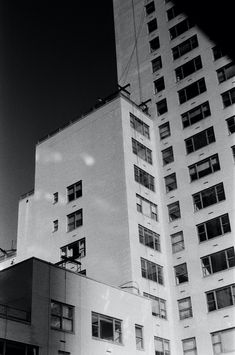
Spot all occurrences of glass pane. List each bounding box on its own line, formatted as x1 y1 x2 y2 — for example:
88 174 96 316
51 302 61 316
62 318 73 332
100 318 113 341
221 328 235 352
216 287 232 309
211 252 227 273
51 315 61 329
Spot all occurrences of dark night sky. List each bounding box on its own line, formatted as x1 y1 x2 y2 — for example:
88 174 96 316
0 1 117 250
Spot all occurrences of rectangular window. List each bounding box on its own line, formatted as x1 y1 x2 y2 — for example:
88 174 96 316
0 340 38 355
217 62 235 83
185 127 215 154
51 301 74 332
174 263 188 284
175 56 202 81
162 146 174 165
145 1 155 15
157 98 168 116
134 165 155 191
193 183 225 211
67 181 82 202
178 297 193 320
53 220 58 232
232 146 235 161
227 116 235 134
164 173 177 192
221 88 235 107
67 209 83 231
182 101 211 128
152 56 162 72
139 224 160 251
178 78 206 104
172 35 199 60
197 213 231 242
212 45 226 60
147 18 158 33
135 325 144 350
154 337 171 355
168 201 181 221
143 292 167 319
159 122 171 139
132 138 152 164
206 284 235 312
53 192 58 204
189 154 220 181
211 328 235 354
130 113 150 138
154 77 165 93
149 37 160 52
201 247 235 276
92 312 122 344
61 238 86 260
141 257 164 285
136 194 158 221
171 231 184 253
182 337 197 355
167 5 181 21
169 18 194 40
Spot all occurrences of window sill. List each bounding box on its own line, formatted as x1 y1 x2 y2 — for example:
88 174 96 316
92 337 124 347
51 327 74 334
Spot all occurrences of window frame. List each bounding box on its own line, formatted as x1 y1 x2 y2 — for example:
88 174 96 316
91 312 122 344
67 180 82 203
51 300 74 333
154 77 165 93
216 62 235 83
147 18 158 33
149 36 160 53
168 201 181 221
162 146 174 165
141 257 164 285
197 213 231 242
143 292 167 319
152 56 162 73
174 263 188 284
169 18 194 40
134 165 155 191
188 154 220 181
221 88 235 107
171 231 184 253
185 127 215 154
67 209 83 232
164 173 177 193
157 98 168 116
145 1 155 15
181 101 211 128
206 284 235 312
178 297 193 320
172 35 199 60
178 78 207 104
226 116 235 134
130 113 150 138
135 324 144 350
136 194 158 221
159 122 171 140
138 224 160 252
201 247 235 277
132 138 152 164
154 336 171 355
211 328 235 354
175 55 202 82
61 238 86 260
192 183 225 211
182 337 197 355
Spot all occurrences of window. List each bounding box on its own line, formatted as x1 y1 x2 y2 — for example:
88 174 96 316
67 209 83 231
141 257 164 284
206 284 235 312
162 146 174 165
211 328 235 354
232 146 235 161
197 214 231 242
154 77 165 93
182 101 211 128
51 301 74 332
174 263 188 284
53 192 58 204
130 113 150 138
217 62 235 83
212 45 226 60
159 122 171 139
152 56 162 72
185 127 215 154
175 56 202 81
139 224 160 251
154 337 170 355
169 18 194 40
67 181 82 202
136 194 158 221
172 35 198 60
221 88 235 107
164 173 177 192
178 297 193 320
182 338 197 355
189 154 220 181
147 18 158 33
168 201 181 221
134 165 155 191
132 139 152 164
157 98 168 116
193 183 225 211
0 340 38 355
61 238 86 260
53 220 58 232
201 247 235 277
171 231 184 253
167 5 181 21
135 325 144 350
178 78 206 104
145 1 155 15
92 312 122 344
143 292 167 319
227 116 235 134
149 37 160 52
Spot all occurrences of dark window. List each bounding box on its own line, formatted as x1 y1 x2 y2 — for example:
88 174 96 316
193 183 225 211
157 98 168 116
178 297 193 320
189 154 220 181
201 247 235 276
132 138 152 164
61 238 86 260
147 18 158 33
143 292 167 318
53 220 58 232
171 231 184 253
154 77 165 93
141 257 164 284
197 214 231 242
139 224 160 251
182 338 197 355
149 37 160 52
206 284 235 312
178 78 206 104
53 192 58 204
181 101 211 128
162 146 174 165
217 62 235 83
221 88 235 107
145 1 155 15
212 45 226 60
135 325 144 350
175 56 202 81
154 337 170 355
152 56 162 72
67 181 82 202
232 146 235 161
227 116 235 134
0 340 38 355
172 35 198 60
174 263 188 284
168 201 181 221
169 18 194 40
67 209 83 231
164 173 177 192
130 113 150 138
51 301 74 332
92 312 122 344
134 165 155 191
167 5 181 20
159 122 171 139
185 127 215 154
136 194 158 221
